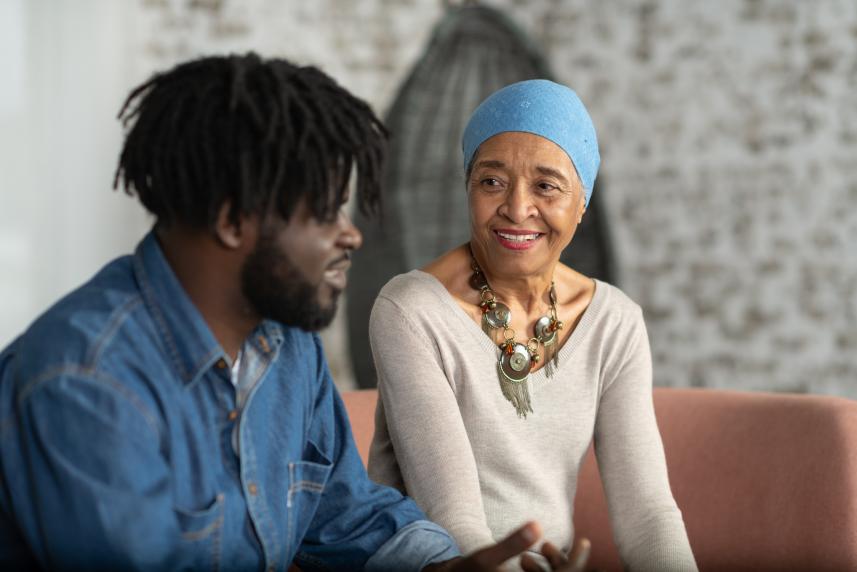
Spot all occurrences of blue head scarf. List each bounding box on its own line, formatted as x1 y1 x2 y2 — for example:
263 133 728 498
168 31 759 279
461 79 600 207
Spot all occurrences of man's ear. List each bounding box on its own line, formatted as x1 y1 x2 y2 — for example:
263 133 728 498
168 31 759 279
214 202 245 250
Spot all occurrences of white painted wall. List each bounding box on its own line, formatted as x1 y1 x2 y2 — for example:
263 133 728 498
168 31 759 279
0 0 151 347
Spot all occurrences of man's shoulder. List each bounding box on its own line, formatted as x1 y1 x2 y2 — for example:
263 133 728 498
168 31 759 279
2 255 155 392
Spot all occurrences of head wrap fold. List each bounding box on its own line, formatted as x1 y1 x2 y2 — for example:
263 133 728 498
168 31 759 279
462 79 600 207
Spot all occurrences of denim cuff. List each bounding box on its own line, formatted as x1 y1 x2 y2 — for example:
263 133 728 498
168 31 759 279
364 520 461 572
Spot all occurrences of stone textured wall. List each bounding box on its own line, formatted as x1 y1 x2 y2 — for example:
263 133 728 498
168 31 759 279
543 1 857 397
133 0 857 397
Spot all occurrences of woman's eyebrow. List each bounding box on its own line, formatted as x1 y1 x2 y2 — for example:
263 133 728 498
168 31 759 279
535 165 570 184
472 160 506 171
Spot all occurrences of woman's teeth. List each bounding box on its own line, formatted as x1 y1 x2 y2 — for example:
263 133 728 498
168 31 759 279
497 232 540 242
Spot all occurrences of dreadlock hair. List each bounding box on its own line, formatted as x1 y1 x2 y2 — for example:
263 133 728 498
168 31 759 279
114 53 387 229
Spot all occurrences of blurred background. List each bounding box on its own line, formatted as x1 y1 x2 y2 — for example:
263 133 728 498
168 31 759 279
2 0 856 398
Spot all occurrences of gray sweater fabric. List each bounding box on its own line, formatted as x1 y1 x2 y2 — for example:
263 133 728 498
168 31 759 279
367 270 697 571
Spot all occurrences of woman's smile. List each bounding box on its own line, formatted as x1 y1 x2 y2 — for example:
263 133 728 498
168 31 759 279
493 228 544 250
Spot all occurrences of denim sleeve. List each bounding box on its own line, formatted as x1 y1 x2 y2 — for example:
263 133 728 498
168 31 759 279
294 337 460 571
364 520 461 572
2 371 187 571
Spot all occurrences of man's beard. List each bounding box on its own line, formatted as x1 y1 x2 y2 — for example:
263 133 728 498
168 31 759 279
241 235 340 332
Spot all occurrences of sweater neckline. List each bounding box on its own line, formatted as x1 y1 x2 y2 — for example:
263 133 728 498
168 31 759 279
410 269 606 380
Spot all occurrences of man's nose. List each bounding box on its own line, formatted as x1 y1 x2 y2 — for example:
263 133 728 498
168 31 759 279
338 210 363 251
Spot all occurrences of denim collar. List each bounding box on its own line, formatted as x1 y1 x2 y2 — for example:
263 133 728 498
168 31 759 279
132 232 226 386
133 232 287 386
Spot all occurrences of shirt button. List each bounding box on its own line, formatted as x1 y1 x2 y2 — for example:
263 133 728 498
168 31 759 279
257 335 270 353
247 483 258 496
216 359 227 369
227 410 238 421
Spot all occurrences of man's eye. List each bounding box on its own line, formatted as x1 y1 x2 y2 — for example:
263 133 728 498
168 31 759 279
537 182 558 193
481 178 502 188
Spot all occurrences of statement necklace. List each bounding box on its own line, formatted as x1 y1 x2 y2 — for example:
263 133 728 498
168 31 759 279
469 247 563 418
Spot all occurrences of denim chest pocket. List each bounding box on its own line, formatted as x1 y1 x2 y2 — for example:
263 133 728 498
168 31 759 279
287 442 333 555
173 493 224 571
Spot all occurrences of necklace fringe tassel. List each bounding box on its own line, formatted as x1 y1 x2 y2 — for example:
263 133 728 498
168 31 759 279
497 370 534 418
543 342 559 378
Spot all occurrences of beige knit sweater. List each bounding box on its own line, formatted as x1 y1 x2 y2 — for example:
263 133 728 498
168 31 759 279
367 270 697 571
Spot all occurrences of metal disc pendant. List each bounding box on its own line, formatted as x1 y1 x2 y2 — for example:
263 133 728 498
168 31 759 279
484 302 511 329
499 343 533 383
469 272 488 290
534 315 557 345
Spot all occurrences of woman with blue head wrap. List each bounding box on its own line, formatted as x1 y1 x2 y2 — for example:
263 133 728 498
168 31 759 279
368 80 697 571
461 79 600 207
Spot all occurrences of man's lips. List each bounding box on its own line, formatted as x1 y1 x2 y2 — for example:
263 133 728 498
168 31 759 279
493 229 544 250
324 255 351 290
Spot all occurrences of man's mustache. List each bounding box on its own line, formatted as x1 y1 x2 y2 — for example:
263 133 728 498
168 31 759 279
328 251 352 269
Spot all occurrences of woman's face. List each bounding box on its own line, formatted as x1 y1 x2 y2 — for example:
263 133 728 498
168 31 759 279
468 131 586 280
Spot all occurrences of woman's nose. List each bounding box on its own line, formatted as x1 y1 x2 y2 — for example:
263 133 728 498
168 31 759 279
499 183 535 223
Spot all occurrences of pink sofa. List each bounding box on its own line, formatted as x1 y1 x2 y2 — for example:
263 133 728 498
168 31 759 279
342 387 857 571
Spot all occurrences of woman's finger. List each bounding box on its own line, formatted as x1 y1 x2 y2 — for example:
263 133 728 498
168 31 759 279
565 538 591 572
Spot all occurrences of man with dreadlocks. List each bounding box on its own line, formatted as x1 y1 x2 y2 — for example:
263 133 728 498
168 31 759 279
0 54 588 571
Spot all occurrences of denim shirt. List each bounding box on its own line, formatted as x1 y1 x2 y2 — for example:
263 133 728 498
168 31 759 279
0 233 459 571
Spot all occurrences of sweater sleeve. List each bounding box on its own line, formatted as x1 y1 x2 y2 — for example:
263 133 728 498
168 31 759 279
593 306 698 571
367 294 497 555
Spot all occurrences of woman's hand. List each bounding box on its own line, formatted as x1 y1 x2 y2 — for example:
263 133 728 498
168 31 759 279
424 522 591 572
521 537 591 572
